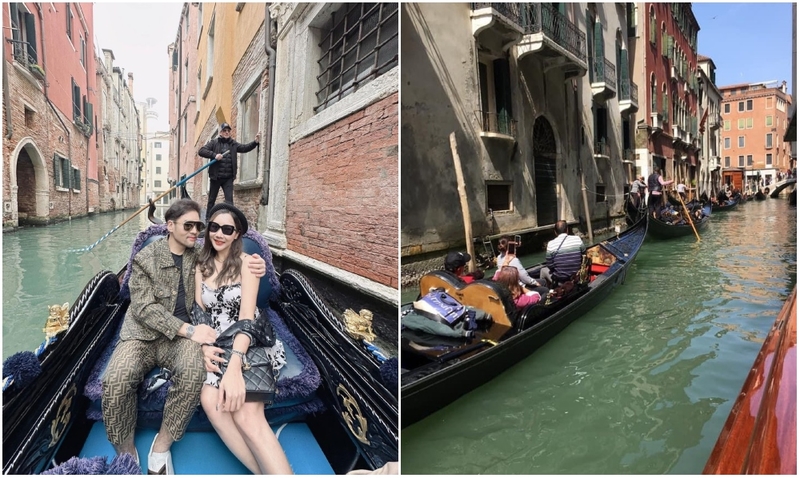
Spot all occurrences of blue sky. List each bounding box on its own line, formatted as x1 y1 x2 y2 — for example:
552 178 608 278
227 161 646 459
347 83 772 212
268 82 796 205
692 3 794 92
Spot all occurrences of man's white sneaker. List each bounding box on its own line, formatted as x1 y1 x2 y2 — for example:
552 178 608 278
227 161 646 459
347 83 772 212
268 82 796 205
147 433 174 475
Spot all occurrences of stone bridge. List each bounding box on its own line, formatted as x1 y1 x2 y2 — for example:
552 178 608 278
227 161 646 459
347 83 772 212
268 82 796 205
768 178 797 198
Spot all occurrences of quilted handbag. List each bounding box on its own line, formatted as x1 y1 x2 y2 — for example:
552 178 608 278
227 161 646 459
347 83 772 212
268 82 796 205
215 346 276 404
192 303 277 403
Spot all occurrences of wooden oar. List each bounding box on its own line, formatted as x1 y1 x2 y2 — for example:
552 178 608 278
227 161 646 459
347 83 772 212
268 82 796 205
676 189 700 242
67 158 219 253
450 132 476 273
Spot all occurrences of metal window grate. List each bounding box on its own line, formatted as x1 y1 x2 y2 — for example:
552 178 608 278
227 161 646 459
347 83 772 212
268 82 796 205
315 3 398 112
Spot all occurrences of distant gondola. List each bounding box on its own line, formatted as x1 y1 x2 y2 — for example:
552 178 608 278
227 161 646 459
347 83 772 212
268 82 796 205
401 213 648 427
755 189 767 200
647 202 712 239
712 196 740 212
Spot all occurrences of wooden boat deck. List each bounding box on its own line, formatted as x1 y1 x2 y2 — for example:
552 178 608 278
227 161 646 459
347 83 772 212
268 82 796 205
703 287 796 474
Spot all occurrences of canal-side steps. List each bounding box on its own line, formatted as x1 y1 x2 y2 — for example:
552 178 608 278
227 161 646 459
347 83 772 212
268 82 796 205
703 286 796 474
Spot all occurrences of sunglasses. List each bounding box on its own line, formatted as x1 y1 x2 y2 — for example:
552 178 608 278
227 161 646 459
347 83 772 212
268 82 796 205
208 221 237 236
175 220 205 232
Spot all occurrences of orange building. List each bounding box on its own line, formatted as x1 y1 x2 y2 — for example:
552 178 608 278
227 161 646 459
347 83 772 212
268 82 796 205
719 81 793 190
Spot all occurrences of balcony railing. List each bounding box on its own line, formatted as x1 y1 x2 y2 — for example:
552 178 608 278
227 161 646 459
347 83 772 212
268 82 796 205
619 78 638 104
594 140 611 157
470 3 524 28
519 3 586 63
477 110 517 138
593 57 616 90
6 38 37 67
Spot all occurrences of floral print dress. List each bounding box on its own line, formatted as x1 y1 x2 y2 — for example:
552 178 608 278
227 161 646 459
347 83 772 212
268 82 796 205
201 282 287 387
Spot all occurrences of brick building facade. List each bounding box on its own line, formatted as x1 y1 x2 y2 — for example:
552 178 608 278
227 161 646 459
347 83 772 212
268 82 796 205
719 81 793 189
3 3 140 229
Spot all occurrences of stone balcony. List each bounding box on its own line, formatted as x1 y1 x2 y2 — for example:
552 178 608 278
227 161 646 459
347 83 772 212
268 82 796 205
591 57 616 101
515 3 587 79
619 78 638 114
470 3 525 51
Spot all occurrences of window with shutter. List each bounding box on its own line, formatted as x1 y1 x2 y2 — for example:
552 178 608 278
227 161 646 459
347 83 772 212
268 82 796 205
493 58 513 136
24 11 37 64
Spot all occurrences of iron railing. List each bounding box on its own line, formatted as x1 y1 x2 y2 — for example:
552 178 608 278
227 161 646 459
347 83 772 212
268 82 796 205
6 38 37 67
477 110 517 137
470 3 524 28
594 140 611 156
592 57 616 90
619 78 638 105
519 4 586 63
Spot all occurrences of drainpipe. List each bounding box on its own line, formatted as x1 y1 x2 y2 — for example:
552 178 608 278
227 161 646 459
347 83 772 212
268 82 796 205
176 31 182 203
3 61 11 139
38 3 73 218
260 5 275 208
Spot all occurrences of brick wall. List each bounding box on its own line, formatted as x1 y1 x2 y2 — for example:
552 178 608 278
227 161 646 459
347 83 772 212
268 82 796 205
3 61 94 226
286 93 399 288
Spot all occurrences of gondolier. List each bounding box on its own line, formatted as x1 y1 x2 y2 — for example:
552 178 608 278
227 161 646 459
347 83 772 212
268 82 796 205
197 123 260 220
647 167 674 218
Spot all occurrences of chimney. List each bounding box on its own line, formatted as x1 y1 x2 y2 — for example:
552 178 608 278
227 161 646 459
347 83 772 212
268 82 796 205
128 72 134 96
782 80 787 93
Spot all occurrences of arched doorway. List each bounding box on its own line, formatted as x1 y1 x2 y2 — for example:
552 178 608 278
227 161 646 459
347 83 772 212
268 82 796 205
532 116 558 226
10 139 49 227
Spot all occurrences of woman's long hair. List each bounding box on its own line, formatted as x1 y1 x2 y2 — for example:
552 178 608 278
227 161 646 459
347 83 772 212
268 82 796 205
494 266 523 299
198 211 244 286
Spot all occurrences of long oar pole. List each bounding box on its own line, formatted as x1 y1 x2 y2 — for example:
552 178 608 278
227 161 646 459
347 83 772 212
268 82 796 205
450 132 476 273
68 158 219 253
676 189 700 242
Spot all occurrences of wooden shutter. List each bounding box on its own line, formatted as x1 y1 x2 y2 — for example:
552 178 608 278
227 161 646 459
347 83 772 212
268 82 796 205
493 58 513 135
10 4 20 41
620 49 629 86
86 102 94 134
23 12 36 63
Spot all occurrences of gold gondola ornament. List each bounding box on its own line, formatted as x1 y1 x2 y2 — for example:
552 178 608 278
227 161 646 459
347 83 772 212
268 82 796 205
43 303 70 338
343 308 376 343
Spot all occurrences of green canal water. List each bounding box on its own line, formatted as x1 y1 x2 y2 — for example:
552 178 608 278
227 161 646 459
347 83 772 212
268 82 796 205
401 198 797 474
3 210 151 359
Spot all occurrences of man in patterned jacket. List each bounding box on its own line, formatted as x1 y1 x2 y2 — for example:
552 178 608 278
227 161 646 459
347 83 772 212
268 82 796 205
102 199 265 474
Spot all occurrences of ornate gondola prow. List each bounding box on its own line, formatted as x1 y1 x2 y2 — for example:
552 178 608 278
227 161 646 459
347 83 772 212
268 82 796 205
179 173 191 200
147 198 163 225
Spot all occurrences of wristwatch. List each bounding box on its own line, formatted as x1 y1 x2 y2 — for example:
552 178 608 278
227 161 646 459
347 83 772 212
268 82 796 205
186 324 195 339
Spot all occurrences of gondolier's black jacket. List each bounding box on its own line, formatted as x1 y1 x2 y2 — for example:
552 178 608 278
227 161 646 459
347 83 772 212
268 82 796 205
198 137 259 181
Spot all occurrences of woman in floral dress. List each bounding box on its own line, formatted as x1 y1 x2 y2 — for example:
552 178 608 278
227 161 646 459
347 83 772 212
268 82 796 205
194 203 292 474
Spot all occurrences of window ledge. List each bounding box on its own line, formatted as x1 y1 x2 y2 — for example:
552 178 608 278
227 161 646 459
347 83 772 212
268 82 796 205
292 67 398 143
13 61 42 87
56 186 70 192
202 76 213 99
235 178 263 190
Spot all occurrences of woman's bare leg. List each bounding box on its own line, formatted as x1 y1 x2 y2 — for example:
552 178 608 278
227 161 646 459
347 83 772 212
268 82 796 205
232 402 293 474
200 385 261 474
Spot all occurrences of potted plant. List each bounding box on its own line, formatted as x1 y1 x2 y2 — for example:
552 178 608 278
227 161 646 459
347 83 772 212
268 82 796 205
28 63 45 80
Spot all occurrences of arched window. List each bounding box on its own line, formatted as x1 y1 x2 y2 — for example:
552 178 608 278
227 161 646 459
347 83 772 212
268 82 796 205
651 73 657 113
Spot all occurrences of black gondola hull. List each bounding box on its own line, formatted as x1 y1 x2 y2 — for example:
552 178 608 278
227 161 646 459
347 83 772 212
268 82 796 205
401 216 647 428
647 205 712 239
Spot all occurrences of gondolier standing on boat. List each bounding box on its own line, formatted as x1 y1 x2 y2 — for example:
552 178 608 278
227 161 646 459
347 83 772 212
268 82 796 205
101 199 267 474
197 123 260 220
631 176 647 209
647 167 674 218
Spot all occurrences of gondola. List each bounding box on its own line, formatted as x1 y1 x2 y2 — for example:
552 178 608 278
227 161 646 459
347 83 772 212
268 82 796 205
755 189 767 200
703 287 796 474
3 222 398 474
711 196 740 213
647 203 712 239
400 213 647 427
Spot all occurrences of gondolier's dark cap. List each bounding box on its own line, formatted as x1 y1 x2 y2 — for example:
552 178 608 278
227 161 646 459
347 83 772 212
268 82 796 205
220 122 231 131
208 203 248 233
445 251 471 270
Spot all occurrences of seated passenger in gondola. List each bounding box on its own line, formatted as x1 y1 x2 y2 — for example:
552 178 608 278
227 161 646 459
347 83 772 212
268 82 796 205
443 251 484 284
539 221 585 287
492 237 545 288
494 266 543 310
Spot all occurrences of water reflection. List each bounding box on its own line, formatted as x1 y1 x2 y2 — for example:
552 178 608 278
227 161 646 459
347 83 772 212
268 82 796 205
3 211 151 359
402 199 796 474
